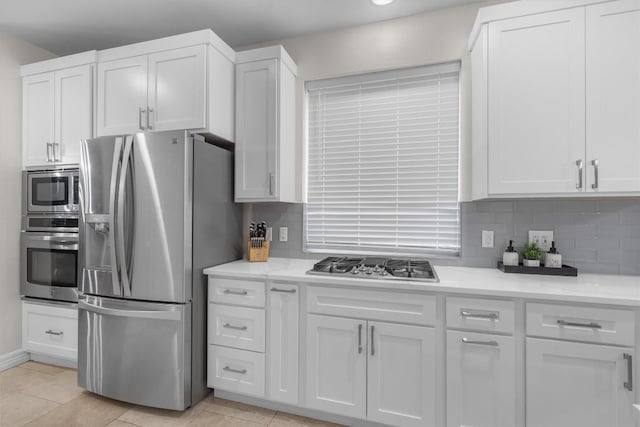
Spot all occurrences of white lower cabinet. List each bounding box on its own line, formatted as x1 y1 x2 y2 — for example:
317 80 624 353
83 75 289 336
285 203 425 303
22 301 78 361
526 338 635 427
446 330 516 427
267 283 299 405
208 345 265 397
306 314 367 419
367 321 435 427
306 314 435 426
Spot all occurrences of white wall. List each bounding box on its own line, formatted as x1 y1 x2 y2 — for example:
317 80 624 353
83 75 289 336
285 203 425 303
240 1 501 203
0 31 55 355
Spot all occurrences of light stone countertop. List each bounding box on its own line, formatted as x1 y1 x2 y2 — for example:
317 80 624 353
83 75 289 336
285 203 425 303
203 257 640 307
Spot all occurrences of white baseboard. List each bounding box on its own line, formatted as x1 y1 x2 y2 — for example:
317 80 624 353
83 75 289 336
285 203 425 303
0 349 30 372
29 353 77 369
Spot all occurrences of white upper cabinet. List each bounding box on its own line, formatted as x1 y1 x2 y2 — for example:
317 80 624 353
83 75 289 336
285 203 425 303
147 46 207 132
96 30 235 140
487 8 586 196
586 0 640 193
97 55 148 136
235 46 297 203
23 72 54 167
22 52 96 168
470 0 640 198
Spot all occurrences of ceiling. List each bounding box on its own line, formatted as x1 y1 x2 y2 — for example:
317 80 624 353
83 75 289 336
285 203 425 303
0 0 487 56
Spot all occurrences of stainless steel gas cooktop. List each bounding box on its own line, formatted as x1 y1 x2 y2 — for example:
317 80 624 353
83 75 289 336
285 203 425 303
306 256 439 282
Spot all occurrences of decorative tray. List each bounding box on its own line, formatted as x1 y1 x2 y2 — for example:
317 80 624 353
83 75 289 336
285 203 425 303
497 261 578 277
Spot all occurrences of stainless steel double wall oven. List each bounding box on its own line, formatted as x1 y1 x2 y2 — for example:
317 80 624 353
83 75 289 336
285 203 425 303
21 167 80 303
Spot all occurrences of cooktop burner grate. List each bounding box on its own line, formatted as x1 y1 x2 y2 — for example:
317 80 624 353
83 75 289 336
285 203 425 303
308 256 439 282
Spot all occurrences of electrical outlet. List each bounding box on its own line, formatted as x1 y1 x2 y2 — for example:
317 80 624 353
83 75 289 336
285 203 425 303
279 227 288 242
482 230 494 248
528 230 554 251
266 227 273 242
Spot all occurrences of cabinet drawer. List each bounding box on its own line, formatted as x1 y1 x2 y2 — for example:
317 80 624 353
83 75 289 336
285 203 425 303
207 345 265 397
208 304 265 352
307 286 436 325
22 302 78 360
527 303 635 346
447 297 514 334
208 277 265 308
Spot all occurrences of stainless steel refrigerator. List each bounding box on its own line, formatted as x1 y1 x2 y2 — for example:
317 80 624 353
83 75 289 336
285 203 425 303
77 130 241 410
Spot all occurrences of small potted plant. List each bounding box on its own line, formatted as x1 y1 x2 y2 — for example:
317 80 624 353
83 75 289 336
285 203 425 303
522 242 542 267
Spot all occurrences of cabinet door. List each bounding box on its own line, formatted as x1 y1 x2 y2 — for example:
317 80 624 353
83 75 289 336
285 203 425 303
23 72 54 167
488 9 586 195
147 45 207 132
446 330 516 427
526 338 634 427
305 314 366 419
367 322 436 427
235 59 278 201
586 0 640 193
54 64 93 165
267 283 299 405
97 55 148 136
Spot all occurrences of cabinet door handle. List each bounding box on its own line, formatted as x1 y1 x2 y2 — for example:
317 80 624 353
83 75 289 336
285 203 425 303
591 159 599 189
460 310 499 320
270 287 296 293
139 108 146 130
223 323 247 331
53 142 61 162
46 142 53 162
576 159 583 189
370 325 375 356
358 324 363 354
461 337 499 347
624 353 633 391
268 173 274 196
223 289 248 296
223 366 247 375
147 107 153 130
45 329 63 336
557 319 602 329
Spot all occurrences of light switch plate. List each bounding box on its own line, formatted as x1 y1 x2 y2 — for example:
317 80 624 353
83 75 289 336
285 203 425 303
482 230 494 248
529 230 553 251
279 227 288 242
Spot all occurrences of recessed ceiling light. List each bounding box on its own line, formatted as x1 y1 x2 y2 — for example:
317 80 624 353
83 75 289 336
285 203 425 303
371 0 395 5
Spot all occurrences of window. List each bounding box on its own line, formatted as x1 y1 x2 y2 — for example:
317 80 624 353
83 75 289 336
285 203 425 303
304 62 461 256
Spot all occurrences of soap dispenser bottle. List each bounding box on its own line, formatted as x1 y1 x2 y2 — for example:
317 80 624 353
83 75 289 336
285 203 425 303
545 241 562 268
503 240 519 266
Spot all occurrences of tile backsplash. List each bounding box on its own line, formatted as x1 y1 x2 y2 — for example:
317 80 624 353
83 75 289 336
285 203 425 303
251 199 640 275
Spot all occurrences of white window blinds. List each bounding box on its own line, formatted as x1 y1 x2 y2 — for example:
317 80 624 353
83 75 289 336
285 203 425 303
305 62 461 256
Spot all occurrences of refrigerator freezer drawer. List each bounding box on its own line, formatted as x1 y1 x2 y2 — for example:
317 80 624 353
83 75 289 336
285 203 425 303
78 296 191 410
207 345 265 397
208 304 266 352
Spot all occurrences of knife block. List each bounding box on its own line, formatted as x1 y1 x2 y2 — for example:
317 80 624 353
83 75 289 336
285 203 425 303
247 238 270 262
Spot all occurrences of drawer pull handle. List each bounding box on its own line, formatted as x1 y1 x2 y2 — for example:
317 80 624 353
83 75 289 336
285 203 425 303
270 288 296 293
461 337 499 347
624 353 633 391
557 319 602 329
45 330 63 336
223 289 248 296
461 310 499 320
223 323 248 331
223 366 247 375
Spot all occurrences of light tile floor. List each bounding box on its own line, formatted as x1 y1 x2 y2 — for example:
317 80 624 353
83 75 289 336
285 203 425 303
0 362 343 427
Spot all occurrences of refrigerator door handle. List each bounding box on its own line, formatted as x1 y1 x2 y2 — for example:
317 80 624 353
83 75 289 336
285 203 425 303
117 135 134 297
109 137 124 296
78 299 182 321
